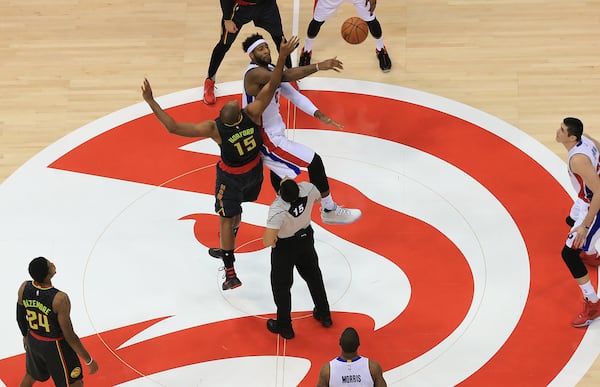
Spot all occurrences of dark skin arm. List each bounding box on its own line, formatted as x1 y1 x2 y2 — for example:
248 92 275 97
369 358 388 386
244 54 343 129
244 57 343 97
17 281 27 349
316 362 331 387
54 292 99 374
281 57 344 82
141 79 221 143
366 0 377 14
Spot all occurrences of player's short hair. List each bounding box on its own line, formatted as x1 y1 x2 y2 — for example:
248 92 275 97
220 100 241 125
280 179 299 203
29 256 49 283
564 117 584 141
339 327 360 353
242 33 266 53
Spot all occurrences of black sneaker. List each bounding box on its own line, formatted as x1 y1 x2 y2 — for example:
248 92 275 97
299 48 312 66
266 319 295 339
222 267 242 290
376 46 392 73
208 248 223 259
313 308 333 328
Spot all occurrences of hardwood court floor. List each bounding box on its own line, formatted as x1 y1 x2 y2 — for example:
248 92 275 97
1 1 600 385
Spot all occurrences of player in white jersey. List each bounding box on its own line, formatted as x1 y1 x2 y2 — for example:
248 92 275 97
241 33 362 225
298 0 391 72
317 327 387 387
556 117 600 327
263 179 332 339
566 135 600 266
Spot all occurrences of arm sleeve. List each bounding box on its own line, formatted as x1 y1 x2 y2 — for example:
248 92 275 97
17 303 28 336
220 0 236 20
280 83 319 117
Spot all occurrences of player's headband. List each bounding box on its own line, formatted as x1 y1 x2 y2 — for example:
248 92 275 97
246 39 267 54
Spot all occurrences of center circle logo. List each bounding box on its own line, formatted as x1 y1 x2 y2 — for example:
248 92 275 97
0 78 594 386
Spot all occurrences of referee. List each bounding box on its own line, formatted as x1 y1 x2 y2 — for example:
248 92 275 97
263 178 332 339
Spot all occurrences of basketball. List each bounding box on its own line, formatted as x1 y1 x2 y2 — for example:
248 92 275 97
341 17 369 45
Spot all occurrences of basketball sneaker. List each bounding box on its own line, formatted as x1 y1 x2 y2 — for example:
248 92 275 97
203 78 215 105
208 248 223 259
222 267 241 290
376 46 392 73
580 251 600 266
321 205 362 225
572 298 600 327
266 319 295 339
299 48 312 66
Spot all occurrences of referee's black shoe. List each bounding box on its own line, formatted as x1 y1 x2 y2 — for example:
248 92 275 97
313 308 333 327
266 319 295 339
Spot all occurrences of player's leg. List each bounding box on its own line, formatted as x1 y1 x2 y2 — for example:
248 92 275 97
307 153 362 224
262 139 361 224
562 226 600 327
21 338 51 386
19 374 36 387
204 5 254 104
43 340 83 387
213 168 244 290
352 0 391 72
204 23 240 104
300 0 340 65
254 1 292 68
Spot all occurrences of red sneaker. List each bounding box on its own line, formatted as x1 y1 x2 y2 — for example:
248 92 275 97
203 78 215 105
580 251 600 266
572 298 600 327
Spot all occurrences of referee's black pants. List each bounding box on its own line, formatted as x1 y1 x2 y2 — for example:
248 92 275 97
270 226 330 326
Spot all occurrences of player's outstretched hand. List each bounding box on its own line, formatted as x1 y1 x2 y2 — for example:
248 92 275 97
316 57 344 73
141 78 154 103
315 110 344 129
280 36 300 57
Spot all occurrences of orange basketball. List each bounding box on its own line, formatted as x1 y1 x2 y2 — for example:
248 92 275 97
341 17 369 45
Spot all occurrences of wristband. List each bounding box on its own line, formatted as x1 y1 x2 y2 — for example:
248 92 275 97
86 358 94 366
315 63 319 71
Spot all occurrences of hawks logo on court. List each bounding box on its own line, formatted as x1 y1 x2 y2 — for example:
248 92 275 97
0 79 597 386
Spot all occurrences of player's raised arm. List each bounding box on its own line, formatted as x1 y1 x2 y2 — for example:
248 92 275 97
245 36 299 121
141 78 220 141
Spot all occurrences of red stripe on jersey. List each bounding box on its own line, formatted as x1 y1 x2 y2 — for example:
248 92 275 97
261 131 310 168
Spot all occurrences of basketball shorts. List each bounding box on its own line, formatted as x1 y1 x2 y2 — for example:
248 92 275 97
260 133 316 179
215 160 264 217
313 0 376 23
225 0 284 45
26 335 83 387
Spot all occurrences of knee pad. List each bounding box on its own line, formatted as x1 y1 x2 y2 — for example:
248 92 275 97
307 154 329 194
307 20 325 38
367 19 382 38
561 245 588 279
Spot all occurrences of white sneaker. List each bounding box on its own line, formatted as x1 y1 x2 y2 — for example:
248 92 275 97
321 205 362 225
